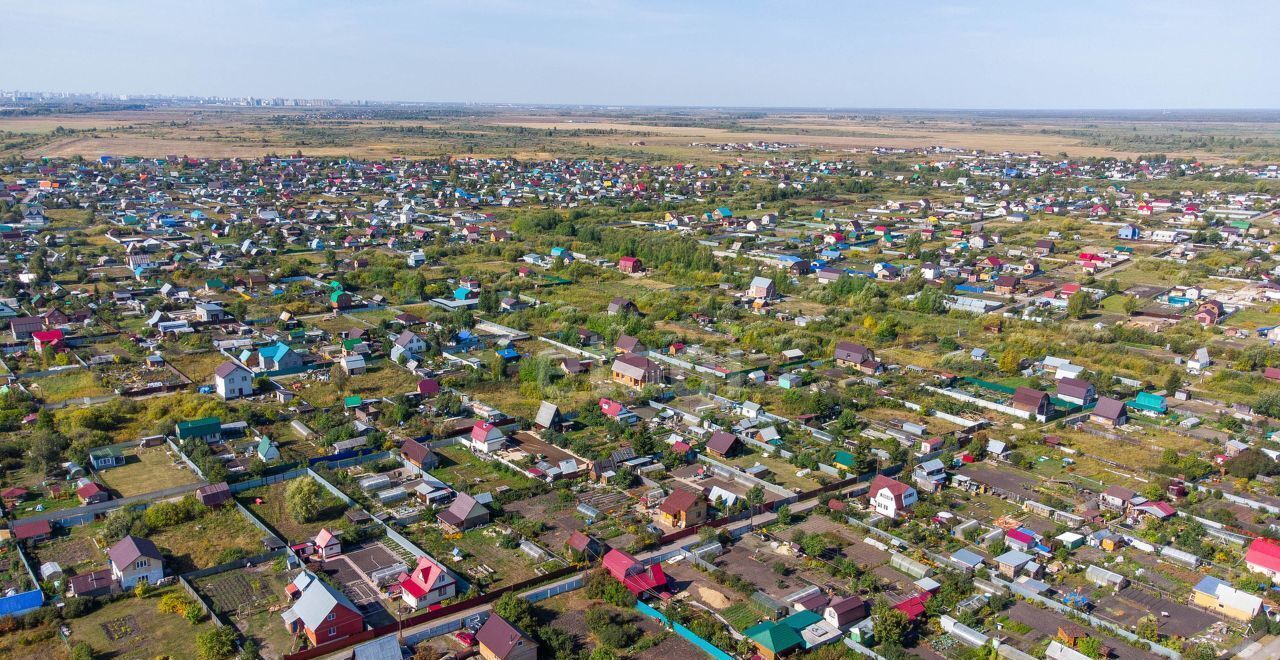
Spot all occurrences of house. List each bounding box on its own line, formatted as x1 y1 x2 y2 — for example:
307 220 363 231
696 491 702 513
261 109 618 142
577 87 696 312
1130 391 1167 414
1194 300 1225 326
438 492 490 532
1090 397 1128 428
10 316 45 341
1010 387 1051 418
89 446 126 470
994 550 1033 579
1054 378 1096 406
77 482 109 505
599 398 638 424
214 361 253 400
396 555 457 609
196 482 232 508
823 596 869 630
560 357 588 376
745 620 804 660
706 430 741 458
602 548 667 596
614 334 646 354
534 401 564 431
658 488 707 528
1245 537 1280 583
477 614 538 660
393 330 428 356
834 341 877 371
12 519 52 545
1192 576 1262 622
176 416 223 443
612 353 662 387
32 329 64 352
416 377 441 397
566 530 604 559
617 256 644 274
469 421 506 453
606 297 639 316
748 276 777 300
282 571 364 646
868 475 917 519
912 459 947 493
1118 224 1141 240
400 438 437 471
1099 485 1138 511
108 535 164 588
253 342 303 372
68 567 115 598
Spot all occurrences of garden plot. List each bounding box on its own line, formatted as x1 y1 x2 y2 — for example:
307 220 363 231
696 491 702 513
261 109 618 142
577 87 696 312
67 585 221 659
236 479 353 545
148 506 265 573
194 564 299 659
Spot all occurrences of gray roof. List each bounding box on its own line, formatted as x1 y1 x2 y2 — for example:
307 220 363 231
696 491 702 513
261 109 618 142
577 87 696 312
534 401 561 428
283 571 359 630
351 635 402 660
107 535 162 568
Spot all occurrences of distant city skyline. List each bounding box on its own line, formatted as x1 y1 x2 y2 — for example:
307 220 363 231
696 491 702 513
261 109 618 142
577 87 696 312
5 0 1279 110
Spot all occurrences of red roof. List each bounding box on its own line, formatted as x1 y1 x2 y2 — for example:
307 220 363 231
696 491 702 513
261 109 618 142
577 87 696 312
77 482 105 498
1006 529 1035 545
32 329 63 343
893 593 930 621
12 518 51 540
599 398 624 417
1247 538 1280 573
869 474 911 498
602 549 667 596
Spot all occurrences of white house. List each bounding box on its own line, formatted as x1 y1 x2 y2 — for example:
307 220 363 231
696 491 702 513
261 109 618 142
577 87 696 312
108 535 164 588
868 475 917 519
214 361 253 400
469 421 505 453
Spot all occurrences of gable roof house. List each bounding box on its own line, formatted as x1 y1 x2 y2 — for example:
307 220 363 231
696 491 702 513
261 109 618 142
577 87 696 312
602 548 668 597
282 571 365 646
1090 397 1128 428
612 353 662 387
834 341 880 373
438 492 490 532
214 361 253 400
469 421 506 453
396 555 457 610
868 474 917 519
1245 538 1280 583
657 488 707 529
108 535 164 588
400 438 437 472
1010 387 1051 420
477 613 538 660
1054 377 1096 406
706 430 742 458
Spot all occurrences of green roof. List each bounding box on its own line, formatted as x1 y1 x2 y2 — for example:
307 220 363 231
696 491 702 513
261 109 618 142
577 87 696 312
833 451 855 467
745 621 803 653
330 290 346 303
344 395 363 408
1131 391 1167 412
779 609 822 629
175 416 221 439
342 338 363 350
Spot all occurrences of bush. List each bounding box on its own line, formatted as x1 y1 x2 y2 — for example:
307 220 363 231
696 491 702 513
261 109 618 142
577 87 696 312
584 570 636 607
69 641 94 660
195 625 237 660
62 596 100 619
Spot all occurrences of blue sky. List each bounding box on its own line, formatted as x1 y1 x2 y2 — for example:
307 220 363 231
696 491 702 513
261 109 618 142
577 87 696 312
4 0 1277 109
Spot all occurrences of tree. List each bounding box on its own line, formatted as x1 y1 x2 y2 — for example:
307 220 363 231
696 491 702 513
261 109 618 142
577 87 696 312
1164 369 1183 394
28 429 69 475
69 642 95 660
998 349 1022 375
1076 636 1104 658
330 363 349 391
492 592 537 633
1136 614 1161 641
1122 296 1142 315
195 625 237 660
285 477 324 523
1067 290 1094 319
872 603 910 648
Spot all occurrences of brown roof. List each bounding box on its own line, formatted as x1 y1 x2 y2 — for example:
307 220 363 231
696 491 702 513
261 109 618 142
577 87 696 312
1010 386 1048 408
658 488 701 516
476 614 534 659
400 438 432 465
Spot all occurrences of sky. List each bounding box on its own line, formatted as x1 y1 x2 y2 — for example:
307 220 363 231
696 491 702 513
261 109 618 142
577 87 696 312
4 0 1278 109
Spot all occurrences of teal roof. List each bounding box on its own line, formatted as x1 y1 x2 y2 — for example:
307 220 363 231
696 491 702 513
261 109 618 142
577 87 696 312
779 609 822 629
1131 391 1167 413
344 395 363 408
745 621 803 653
259 342 291 362
176 416 221 439
833 451 855 467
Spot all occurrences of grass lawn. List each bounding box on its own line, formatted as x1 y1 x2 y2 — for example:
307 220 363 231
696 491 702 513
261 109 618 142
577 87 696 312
237 479 351 545
408 524 539 592
722 601 769 631
724 451 819 492
165 350 228 383
1227 306 1280 330
433 445 539 493
68 585 220 659
150 507 266 573
28 369 111 403
285 364 419 409
98 446 200 498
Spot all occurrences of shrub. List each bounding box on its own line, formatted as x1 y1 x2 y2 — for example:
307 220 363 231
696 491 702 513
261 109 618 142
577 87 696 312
195 625 237 660
69 641 94 660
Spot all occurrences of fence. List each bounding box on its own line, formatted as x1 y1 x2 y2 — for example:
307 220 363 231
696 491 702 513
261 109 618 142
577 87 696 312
178 575 227 626
0 546 43 618
228 467 308 493
168 437 205 478
997 577 1180 659
282 566 581 660
635 600 733 660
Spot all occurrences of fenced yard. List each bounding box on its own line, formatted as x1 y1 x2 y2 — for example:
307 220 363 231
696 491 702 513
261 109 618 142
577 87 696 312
98 445 201 497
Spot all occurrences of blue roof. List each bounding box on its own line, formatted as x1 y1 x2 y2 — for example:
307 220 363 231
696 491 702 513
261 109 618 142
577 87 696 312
951 549 983 567
259 342 291 361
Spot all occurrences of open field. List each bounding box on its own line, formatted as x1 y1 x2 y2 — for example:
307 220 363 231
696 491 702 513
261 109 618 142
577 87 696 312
237 479 352 545
149 506 265 573
97 445 201 497
9 106 1280 163
67 585 221 659
28 369 111 403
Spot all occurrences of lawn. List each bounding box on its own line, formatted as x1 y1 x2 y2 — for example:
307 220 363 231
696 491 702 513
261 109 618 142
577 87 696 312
408 524 539 592
98 446 201 498
284 364 419 409
27 369 111 403
149 507 266 573
433 444 539 493
1226 306 1280 330
237 478 352 544
723 450 820 492
68 585 220 659
165 350 228 383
